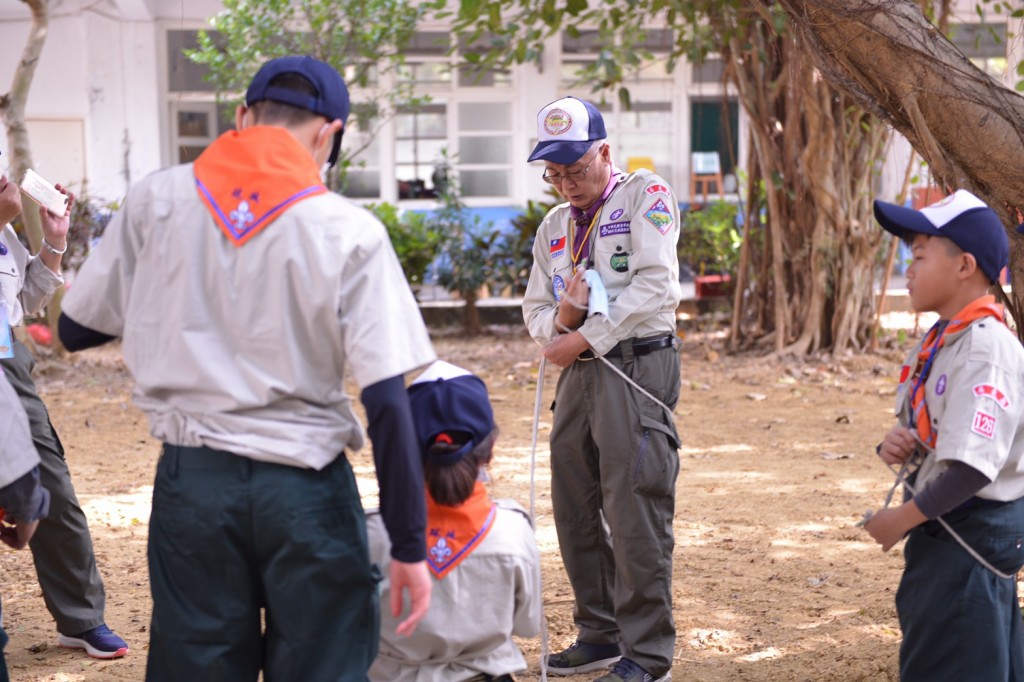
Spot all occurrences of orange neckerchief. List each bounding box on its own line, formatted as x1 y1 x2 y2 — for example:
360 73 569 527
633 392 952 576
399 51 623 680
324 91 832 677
425 481 497 579
193 126 327 247
907 295 1005 448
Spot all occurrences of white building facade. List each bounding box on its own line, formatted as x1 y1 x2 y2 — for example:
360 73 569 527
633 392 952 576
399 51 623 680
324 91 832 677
0 0 1019 211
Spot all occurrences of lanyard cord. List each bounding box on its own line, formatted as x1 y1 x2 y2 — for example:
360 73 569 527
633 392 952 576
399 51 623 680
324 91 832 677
570 206 603 275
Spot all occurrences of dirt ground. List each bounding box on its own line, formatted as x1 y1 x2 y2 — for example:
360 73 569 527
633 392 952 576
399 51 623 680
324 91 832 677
0 324 950 681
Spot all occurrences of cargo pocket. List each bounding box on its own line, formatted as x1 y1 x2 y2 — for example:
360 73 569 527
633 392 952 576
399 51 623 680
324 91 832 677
628 350 680 497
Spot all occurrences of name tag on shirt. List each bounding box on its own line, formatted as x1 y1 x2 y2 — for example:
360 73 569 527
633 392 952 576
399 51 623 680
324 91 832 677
0 301 13 359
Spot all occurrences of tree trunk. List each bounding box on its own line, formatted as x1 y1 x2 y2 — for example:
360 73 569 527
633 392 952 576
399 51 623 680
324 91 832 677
0 0 49 253
724 11 887 354
777 0 1024 333
461 288 481 336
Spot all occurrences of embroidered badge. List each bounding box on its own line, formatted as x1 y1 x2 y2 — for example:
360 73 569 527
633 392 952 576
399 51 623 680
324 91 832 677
899 365 910 384
550 236 566 260
429 534 454 564
229 200 255 233
935 374 947 395
973 383 1011 410
544 109 573 135
971 409 997 439
0 242 7 256
599 221 631 238
609 208 624 221
610 252 629 272
645 184 669 196
553 274 566 301
643 198 674 234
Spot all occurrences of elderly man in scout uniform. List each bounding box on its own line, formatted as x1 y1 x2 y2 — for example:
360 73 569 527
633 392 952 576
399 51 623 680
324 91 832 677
522 96 682 682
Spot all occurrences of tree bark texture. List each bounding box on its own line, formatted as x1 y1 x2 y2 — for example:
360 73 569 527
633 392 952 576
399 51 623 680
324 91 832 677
777 0 1024 333
0 0 49 252
724 12 887 354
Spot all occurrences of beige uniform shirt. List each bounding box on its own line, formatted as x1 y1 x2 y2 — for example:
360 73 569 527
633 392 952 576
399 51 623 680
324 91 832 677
522 170 682 355
0 224 64 326
0 367 39 488
366 500 541 681
895 317 1024 500
63 164 435 470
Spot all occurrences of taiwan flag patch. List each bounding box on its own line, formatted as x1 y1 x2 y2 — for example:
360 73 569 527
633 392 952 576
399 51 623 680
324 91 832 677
550 236 566 260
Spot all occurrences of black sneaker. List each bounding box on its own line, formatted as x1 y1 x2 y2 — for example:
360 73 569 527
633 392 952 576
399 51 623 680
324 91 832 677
547 640 621 675
592 657 671 682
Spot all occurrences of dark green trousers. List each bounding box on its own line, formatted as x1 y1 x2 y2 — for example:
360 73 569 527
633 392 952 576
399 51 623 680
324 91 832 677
146 444 380 682
549 339 680 678
0 337 105 635
898 497 1024 681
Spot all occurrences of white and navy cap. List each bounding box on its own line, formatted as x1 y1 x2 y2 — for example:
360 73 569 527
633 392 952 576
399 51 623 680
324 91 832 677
873 189 1008 285
527 97 607 165
408 361 494 467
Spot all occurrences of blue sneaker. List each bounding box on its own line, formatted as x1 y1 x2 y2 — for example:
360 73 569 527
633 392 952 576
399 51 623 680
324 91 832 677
58 623 128 659
547 640 621 675
592 657 671 682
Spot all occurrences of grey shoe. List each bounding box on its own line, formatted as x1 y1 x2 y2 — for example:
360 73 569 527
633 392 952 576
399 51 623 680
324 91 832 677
546 640 622 675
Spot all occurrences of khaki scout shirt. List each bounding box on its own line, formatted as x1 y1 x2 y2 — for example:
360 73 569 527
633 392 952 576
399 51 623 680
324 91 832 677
895 317 1024 501
522 169 682 356
63 164 435 471
367 500 541 682
0 224 63 326
0 368 39 488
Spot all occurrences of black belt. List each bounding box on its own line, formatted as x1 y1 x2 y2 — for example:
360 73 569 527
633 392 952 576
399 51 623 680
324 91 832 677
579 334 674 360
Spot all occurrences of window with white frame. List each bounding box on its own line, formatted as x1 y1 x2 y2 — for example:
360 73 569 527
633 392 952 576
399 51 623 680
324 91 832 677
456 101 512 197
395 102 449 199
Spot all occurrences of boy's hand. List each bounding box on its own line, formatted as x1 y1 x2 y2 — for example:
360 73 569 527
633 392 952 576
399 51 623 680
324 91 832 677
864 502 927 552
390 558 431 637
0 518 40 550
877 425 918 465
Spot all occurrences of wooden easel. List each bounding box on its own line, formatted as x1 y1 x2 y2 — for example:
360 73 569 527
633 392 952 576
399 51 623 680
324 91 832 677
689 151 724 207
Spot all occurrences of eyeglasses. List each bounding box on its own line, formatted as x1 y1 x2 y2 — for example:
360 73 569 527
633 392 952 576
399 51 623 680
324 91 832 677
542 148 600 185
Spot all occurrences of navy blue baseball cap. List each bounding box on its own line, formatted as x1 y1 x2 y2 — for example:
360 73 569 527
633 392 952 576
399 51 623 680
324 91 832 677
408 361 495 467
528 96 607 165
873 189 1008 285
246 56 350 167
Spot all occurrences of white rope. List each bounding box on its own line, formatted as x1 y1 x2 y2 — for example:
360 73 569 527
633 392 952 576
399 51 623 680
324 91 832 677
866 454 1014 580
529 355 549 682
596 355 675 421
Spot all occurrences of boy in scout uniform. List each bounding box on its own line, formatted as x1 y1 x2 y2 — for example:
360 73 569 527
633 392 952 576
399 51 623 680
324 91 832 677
522 96 681 682
866 190 1024 681
59 56 435 680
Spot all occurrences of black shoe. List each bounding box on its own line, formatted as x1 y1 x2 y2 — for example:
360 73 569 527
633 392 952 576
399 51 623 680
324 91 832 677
546 640 622 675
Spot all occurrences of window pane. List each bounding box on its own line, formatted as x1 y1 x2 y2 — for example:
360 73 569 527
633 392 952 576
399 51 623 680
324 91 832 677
344 170 380 198
460 170 509 197
458 65 511 87
458 103 511 132
622 101 672 130
407 31 450 55
399 62 451 85
692 58 725 84
177 111 209 138
178 145 206 163
167 30 219 92
951 23 1006 58
562 30 603 54
458 136 510 164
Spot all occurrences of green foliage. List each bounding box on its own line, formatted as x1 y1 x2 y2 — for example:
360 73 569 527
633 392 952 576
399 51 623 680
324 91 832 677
185 0 428 182
430 153 501 303
449 0 774 100
366 202 441 286
491 187 561 296
677 201 741 276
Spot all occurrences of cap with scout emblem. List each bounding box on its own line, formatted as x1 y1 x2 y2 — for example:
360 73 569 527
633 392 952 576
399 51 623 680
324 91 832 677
408 361 495 467
527 97 607 165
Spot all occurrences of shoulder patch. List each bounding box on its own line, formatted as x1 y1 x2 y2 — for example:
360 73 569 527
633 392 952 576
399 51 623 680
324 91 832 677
971 409 997 439
645 184 670 196
550 236 566 260
973 383 1011 410
643 198 674 234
